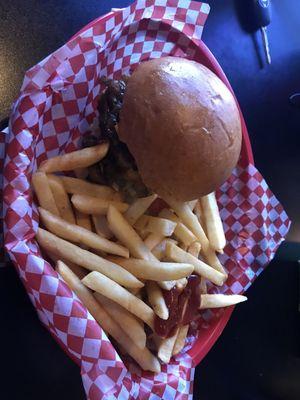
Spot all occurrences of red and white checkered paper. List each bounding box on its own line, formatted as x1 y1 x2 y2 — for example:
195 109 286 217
2 0 290 399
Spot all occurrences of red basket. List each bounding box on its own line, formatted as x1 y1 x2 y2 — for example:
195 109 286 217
70 10 254 368
3 2 290 398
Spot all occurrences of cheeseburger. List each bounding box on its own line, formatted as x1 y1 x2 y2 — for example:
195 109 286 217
84 57 242 201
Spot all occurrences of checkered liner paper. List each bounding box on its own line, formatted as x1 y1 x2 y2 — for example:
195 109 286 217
1 1 290 399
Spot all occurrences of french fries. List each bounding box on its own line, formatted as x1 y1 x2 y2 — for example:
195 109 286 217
107 205 156 261
56 261 159 372
200 294 247 309
94 292 147 349
175 278 188 290
152 239 168 260
107 257 193 281
39 143 109 173
173 325 189 355
129 287 142 298
144 233 165 250
39 208 129 258
188 241 201 258
82 271 154 329
200 192 226 253
146 281 169 320
71 194 129 215
32 172 60 216
203 245 227 275
194 200 202 223
59 176 116 199
164 198 226 275
137 229 148 240
151 238 177 260
48 175 76 224
193 200 226 273
179 243 188 252
158 280 176 291
158 208 178 222
157 329 179 363
47 251 87 280
33 143 247 371
92 215 113 239
188 200 198 211
166 242 226 286
174 223 197 247
74 209 92 231
143 235 178 291
36 228 142 288
135 215 177 237
124 194 157 225
163 198 208 246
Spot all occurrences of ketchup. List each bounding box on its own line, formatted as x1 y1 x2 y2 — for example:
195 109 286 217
154 275 201 338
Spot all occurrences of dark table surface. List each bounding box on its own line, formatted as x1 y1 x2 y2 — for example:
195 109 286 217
1 1 300 399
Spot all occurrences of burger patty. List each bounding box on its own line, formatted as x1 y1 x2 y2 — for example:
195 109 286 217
83 77 150 202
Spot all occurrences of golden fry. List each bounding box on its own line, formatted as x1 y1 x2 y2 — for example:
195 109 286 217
146 281 169 320
175 278 187 290
188 200 198 211
94 292 146 349
179 243 188 251
36 228 142 288
158 208 178 222
173 325 189 355
92 215 113 239
157 329 179 363
194 201 202 224
159 209 197 247
60 176 116 199
48 174 76 224
39 143 109 173
152 238 177 260
166 242 226 286
107 205 156 261
135 215 177 237
144 233 165 251
74 209 92 231
164 198 208 248
203 244 226 275
124 194 158 225
56 261 159 372
200 192 226 253
164 198 226 274
157 280 176 290
82 271 154 329
47 250 87 279
108 257 193 281
39 207 129 258
174 223 197 247
188 241 201 258
200 294 247 309
72 194 128 215
32 172 59 216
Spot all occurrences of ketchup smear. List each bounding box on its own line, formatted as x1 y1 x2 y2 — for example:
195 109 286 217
154 275 201 338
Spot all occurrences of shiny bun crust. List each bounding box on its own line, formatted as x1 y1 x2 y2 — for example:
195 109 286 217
118 57 242 201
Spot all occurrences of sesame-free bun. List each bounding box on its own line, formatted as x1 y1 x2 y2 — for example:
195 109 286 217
118 57 242 201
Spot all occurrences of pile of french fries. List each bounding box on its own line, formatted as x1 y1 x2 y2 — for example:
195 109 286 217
32 142 247 373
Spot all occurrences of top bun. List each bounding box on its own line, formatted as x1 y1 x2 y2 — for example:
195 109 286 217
118 57 242 201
